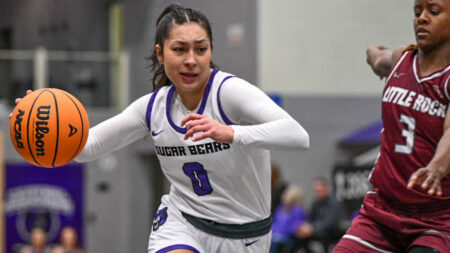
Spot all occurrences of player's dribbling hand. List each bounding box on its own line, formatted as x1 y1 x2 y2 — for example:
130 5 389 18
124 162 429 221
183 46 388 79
8 90 33 119
181 114 234 143
407 166 444 196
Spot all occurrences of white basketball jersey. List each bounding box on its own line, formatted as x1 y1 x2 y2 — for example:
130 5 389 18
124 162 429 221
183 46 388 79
147 69 271 224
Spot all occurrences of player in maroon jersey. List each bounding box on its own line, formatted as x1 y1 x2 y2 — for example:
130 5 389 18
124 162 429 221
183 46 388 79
333 0 450 252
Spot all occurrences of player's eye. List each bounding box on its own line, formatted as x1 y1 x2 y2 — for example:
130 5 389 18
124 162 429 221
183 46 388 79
414 7 422 18
430 9 440 16
173 47 185 53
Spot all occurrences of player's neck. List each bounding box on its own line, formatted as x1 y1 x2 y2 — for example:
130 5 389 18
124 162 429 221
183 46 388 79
417 43 450 76
178 73 211 110
179 86 206 111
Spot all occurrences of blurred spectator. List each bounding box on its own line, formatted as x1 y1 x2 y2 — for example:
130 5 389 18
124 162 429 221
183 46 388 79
295 177 345 252
54 227 85 253
270 185 307 253
20 227 51 253
271 164 288 215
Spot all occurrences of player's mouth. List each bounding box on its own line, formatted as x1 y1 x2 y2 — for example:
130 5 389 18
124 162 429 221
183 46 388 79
415 27 429 38
180 72 198 82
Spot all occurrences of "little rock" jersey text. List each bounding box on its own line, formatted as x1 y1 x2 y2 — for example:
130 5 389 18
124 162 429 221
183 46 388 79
382 86 447 118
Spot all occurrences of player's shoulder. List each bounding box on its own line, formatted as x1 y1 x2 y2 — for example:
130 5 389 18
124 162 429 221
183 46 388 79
392 45 416 66
213 69 253 88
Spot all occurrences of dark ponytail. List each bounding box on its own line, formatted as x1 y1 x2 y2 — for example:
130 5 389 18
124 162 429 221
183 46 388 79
149 4 216 91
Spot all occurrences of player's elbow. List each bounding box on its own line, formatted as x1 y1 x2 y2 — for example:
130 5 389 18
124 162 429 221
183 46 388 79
372 59 392 78
298 131 310 150
293 126 310 150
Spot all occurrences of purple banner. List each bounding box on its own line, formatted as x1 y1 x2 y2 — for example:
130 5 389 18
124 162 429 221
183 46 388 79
4 163 84 253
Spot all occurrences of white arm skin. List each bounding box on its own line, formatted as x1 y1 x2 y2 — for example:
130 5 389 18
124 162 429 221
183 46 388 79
214 78 309 150
77 77 310 163
75 95 150 162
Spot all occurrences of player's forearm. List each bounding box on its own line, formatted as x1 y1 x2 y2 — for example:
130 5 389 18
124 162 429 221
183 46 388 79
231 118 310 150
76 110 148 162
366 45 393 78
427 128 450 178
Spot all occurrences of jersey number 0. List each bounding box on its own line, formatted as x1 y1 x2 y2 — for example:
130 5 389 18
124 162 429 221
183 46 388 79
183 162 213 195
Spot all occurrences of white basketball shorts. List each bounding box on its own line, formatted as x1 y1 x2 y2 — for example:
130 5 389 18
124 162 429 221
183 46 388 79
148 196 271 253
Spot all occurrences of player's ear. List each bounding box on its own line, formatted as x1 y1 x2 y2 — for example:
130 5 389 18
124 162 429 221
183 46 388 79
156 44 164 65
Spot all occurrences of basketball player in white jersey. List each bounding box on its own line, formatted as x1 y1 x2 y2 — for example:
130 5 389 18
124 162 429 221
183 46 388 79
75 4 309 253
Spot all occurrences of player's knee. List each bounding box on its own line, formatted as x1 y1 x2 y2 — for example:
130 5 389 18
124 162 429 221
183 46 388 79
407 245 440 253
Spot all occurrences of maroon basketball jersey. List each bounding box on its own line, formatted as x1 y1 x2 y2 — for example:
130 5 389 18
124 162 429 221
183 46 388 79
370 49 450 207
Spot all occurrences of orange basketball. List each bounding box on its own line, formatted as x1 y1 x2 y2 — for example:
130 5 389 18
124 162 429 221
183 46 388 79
10 88 89 168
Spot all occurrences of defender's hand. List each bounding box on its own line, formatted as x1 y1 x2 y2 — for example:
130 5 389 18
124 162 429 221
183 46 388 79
407 166 445 196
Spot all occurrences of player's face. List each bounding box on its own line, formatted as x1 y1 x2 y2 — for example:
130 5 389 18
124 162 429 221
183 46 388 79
156 23 212 98
414 0 450 52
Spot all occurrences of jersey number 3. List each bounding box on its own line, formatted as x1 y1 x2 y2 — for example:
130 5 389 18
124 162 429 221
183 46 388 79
395 114 416 154
183 162 213 196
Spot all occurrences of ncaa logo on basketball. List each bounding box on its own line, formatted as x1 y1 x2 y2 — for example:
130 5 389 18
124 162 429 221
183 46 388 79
35 105 51 156
13 109 25 149
9 88 89 168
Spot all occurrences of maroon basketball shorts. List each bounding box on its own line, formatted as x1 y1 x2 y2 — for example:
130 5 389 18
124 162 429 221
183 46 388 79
333 190 449 252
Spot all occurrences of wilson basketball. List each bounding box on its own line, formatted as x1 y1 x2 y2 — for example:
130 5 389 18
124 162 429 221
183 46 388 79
10 88 89 168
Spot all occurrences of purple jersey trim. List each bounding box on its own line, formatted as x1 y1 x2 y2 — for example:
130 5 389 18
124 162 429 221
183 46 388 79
166 69 218 134
217 75 236 125
156 244 200 253
146 88 161 130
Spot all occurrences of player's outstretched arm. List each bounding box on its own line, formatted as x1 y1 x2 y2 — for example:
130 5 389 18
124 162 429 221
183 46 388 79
366 45 408 79
75 94 150 162
407 108 450 196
